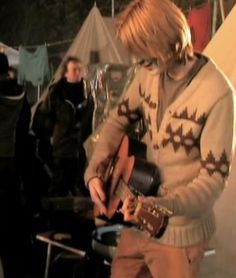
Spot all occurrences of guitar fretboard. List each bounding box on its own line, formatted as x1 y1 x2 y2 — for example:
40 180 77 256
115 178 135 202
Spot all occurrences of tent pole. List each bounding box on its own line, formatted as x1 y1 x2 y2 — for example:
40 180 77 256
37 85 41 101
212 0 218 36
219 0 225 21
111 0 115 18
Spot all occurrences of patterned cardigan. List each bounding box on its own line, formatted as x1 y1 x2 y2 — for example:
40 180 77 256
85 57 235 247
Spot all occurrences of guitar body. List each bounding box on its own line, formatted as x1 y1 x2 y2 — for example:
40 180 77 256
102 135 161 219
94 135 172 237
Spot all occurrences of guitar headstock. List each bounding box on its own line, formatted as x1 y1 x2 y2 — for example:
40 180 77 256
134 201 172 238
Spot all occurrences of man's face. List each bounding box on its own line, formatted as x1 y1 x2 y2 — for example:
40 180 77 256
64 61 81 83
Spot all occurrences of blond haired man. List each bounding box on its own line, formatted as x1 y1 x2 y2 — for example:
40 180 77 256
85 0 235 277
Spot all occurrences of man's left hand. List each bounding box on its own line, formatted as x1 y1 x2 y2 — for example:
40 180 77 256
119 195 138 224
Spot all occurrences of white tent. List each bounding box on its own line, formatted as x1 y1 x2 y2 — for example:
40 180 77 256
75 5 130 65
0 42 19 66
204 5 236 88
32 5 131 115
53 5 131 81
201 5 236 278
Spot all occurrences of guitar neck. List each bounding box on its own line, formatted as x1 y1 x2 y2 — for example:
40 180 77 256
115 178 136 203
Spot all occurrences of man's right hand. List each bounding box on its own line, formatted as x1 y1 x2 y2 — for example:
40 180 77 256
88 177 107 215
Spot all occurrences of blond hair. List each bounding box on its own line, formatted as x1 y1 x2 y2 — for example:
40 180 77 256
116 0 193 67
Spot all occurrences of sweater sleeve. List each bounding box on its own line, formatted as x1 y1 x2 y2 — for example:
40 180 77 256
84 68 143 185
156 91 235 217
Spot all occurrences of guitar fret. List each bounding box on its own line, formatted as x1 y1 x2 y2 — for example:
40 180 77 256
115 178 134 202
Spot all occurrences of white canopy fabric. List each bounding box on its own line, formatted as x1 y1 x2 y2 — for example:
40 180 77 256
204 5 236 88
202 5 236 277
74 6 130 65
32 5 131 115
53 5 131 82
0 42 19 66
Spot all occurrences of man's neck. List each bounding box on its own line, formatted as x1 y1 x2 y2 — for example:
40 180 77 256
166 56 197 81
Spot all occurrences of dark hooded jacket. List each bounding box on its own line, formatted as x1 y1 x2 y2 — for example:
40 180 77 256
0 76 24 157
44 77 86 158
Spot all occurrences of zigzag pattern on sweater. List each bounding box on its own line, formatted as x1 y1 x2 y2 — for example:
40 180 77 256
144 114 153 140
139 84 157 109
162 123 199 155
117 98 140 123
172 107 206 125
201 150 229 178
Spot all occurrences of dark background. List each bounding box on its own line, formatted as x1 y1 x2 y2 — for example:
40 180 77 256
0 0 235 105
0 0 235 47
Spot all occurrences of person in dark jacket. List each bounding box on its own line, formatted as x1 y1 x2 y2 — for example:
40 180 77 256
0 53 25 278
44 56 88 197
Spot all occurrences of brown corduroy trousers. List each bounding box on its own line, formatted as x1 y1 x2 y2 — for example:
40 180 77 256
111 229 207 278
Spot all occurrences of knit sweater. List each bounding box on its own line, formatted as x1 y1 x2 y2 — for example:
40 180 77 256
84 57 235 247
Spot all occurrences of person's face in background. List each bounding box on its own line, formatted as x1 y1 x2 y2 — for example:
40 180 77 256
64 61 81 83
8 68 17 79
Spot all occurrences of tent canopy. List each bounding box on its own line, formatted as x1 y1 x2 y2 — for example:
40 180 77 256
71 5 131 65
53 5 131 81
0 42 19 66
204 4 236 88
33 5 131 112
202 5 236 277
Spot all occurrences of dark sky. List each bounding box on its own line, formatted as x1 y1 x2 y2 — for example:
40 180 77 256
0 0 235 47
0 0 130 46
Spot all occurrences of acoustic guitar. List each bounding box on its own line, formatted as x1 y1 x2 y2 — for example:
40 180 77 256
96 135 172 238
